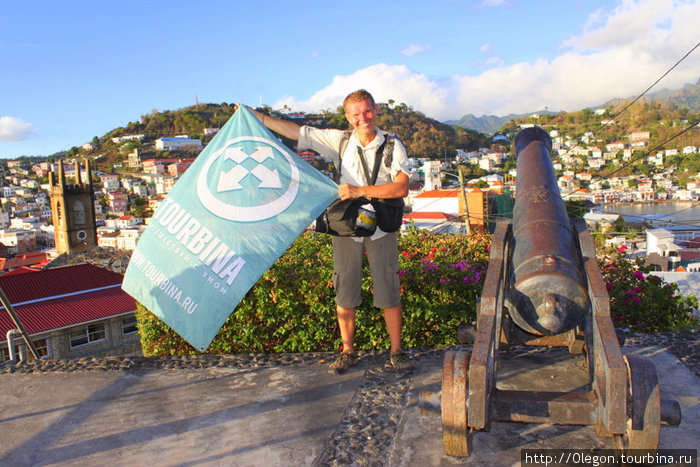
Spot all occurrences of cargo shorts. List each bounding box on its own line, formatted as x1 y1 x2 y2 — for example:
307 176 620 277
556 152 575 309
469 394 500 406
331 232 401 310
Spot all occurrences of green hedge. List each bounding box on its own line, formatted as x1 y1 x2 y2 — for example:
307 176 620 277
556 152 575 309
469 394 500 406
136 229 491 356
135 229 698 356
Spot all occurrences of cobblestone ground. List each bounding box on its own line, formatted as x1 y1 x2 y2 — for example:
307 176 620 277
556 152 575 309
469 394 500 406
2 331 696 376
1 331 697 466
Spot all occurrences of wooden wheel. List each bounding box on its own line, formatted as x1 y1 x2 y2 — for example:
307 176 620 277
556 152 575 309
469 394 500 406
613 354 661 455
442 350 472 457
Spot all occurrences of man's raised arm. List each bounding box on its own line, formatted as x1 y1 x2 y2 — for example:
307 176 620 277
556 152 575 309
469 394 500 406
236 105 301 141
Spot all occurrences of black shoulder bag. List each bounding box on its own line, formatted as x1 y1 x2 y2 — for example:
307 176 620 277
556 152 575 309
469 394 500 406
314 133 404 236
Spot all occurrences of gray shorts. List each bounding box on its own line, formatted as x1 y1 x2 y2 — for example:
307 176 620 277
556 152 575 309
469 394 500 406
331 232 401 310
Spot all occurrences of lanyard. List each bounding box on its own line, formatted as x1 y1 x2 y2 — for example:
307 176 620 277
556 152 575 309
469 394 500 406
356 139 387 186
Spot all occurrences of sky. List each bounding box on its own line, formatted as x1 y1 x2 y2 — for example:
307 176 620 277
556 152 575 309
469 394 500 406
1 0 699 159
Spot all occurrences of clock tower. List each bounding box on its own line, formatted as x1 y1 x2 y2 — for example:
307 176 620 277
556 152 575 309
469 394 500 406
49 159 98 254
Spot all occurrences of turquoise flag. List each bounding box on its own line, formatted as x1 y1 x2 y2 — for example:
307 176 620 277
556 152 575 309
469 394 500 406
122 106 338 350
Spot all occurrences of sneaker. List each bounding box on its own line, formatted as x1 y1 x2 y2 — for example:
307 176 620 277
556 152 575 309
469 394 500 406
390 351 414 370
328 352 358 374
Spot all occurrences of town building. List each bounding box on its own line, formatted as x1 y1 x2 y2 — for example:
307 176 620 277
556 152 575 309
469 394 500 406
48 160 98 255
155 137 202 151
0 263 139 362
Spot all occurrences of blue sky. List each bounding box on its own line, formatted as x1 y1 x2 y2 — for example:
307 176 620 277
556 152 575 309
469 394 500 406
1 0 699 158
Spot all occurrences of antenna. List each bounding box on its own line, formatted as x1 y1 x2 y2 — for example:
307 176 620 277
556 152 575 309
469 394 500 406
195 94 199 106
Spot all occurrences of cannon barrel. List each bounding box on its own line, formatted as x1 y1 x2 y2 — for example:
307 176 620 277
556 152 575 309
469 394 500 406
506 127 589 336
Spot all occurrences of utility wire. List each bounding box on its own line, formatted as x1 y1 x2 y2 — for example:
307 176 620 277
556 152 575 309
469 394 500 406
561 117 699 200
604 118 700 179
554 41 699 163
607 41 700 123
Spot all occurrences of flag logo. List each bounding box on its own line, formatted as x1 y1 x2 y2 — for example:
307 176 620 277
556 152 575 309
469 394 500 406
196 136 300 222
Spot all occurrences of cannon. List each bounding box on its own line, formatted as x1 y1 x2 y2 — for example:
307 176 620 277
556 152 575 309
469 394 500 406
421 127 681 457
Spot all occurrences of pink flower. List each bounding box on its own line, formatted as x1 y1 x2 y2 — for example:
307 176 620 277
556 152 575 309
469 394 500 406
617 245 628 253
633 271 645 280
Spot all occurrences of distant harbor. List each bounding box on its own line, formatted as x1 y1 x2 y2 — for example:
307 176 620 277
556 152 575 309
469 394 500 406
600 201 700 227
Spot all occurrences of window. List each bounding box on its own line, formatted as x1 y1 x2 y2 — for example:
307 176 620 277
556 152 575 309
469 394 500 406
70 323 106 348
121 315 138 335
1 338 48 361
72 200 86 226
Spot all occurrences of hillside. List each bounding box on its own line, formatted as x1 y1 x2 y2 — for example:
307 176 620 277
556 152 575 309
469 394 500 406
500 97 700 145
451 79 700 135
57 80 699 170
78 103 492 171
605 79 700 112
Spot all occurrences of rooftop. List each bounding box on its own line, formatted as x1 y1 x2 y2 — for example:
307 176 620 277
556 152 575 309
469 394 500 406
0 263 135 337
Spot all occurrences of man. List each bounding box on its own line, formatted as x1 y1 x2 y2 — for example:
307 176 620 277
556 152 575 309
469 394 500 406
242 90 412 373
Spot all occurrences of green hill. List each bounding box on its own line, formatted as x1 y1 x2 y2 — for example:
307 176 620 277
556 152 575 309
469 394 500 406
75 102 492 171
451 79 700 135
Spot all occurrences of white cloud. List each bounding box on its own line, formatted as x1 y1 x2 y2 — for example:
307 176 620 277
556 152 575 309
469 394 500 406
274 0 700 121
0 116 34 142
400 43 433 57
274 63 449 116
562 0 679 51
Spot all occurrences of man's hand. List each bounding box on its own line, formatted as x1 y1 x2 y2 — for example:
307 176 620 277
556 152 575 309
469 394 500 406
338 172 409 200
338 183 363 200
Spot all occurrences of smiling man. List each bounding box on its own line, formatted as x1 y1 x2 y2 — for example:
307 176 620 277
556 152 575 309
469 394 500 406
244 90 412 373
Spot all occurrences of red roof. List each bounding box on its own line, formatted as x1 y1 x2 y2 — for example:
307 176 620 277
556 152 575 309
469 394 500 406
0 264 136 338
679 237 700 248
1 266 41 277
680 250 700 261
0 251 49 271
415 189 460 199
404 211 460 221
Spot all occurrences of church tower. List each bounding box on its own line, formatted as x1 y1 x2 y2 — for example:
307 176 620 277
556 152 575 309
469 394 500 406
49 159 98 254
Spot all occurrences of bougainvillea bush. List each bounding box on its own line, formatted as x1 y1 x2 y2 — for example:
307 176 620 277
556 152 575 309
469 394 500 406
599 245 698 333
136 230 698 356
136 228 491 356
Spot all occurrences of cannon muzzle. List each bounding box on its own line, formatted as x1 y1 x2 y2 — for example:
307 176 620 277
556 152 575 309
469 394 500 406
506 127 589 336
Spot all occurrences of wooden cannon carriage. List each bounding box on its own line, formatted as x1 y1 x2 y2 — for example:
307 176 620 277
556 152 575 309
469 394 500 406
425 127 682 457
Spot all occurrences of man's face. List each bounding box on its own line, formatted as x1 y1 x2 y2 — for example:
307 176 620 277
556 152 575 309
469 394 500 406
344 99 377 140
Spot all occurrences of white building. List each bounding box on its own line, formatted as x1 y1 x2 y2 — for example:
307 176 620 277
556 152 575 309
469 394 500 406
155 137 202 151
412 190 460 215
646 229 678 256
111 134 145 144
423 161 443 191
